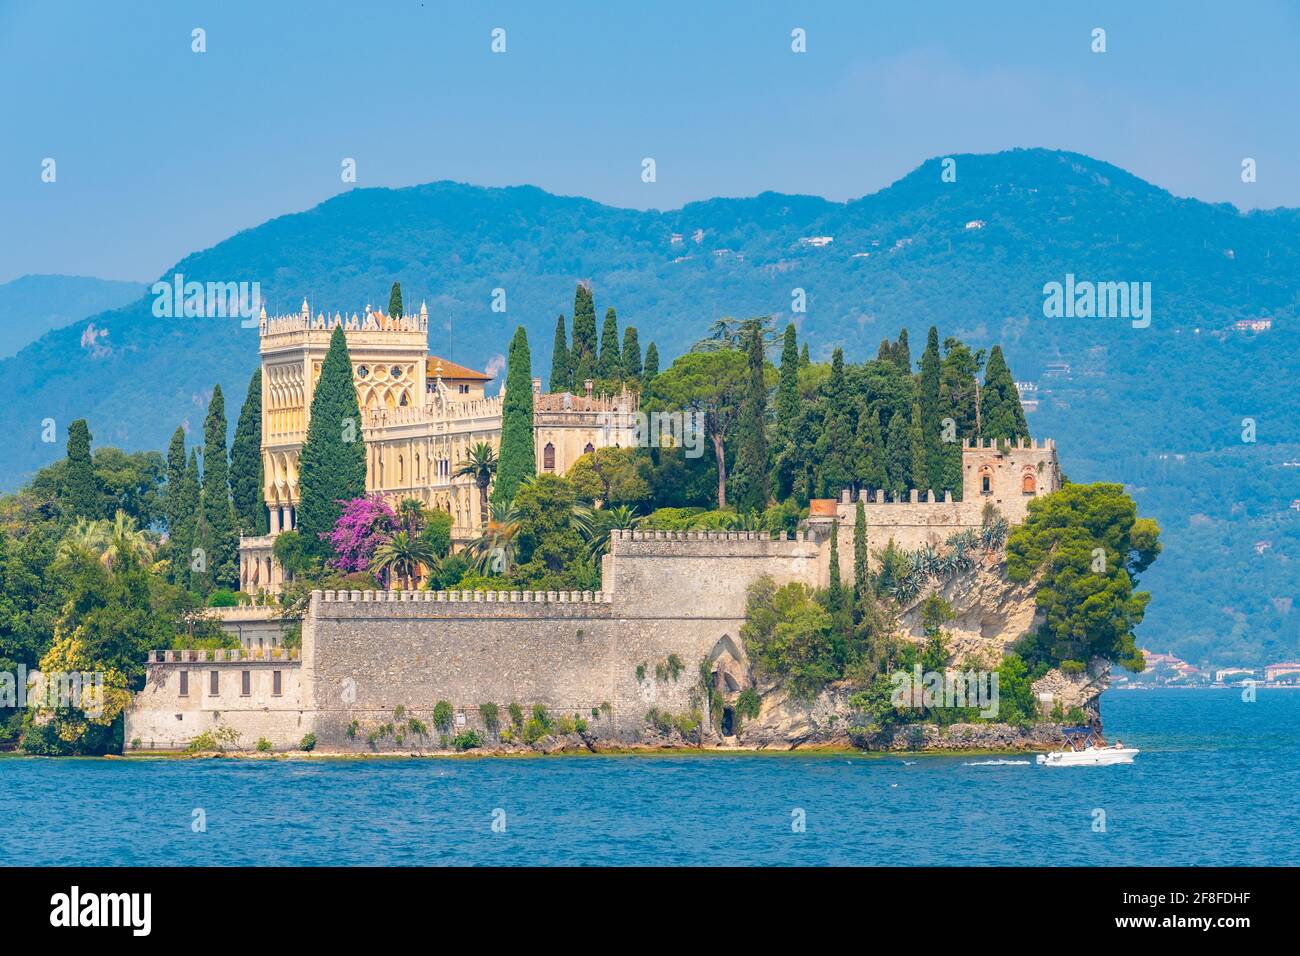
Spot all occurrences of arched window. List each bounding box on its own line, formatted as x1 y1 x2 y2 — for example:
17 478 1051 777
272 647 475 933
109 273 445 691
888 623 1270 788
584 442 595 455
543 442 556 471
979 467 993 495
1022 472 1037 495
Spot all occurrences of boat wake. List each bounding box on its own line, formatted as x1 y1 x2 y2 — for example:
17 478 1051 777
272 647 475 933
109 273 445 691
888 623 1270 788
963 759 1031 766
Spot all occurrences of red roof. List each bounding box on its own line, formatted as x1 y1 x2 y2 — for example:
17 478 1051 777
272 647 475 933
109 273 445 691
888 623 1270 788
426 356 492 381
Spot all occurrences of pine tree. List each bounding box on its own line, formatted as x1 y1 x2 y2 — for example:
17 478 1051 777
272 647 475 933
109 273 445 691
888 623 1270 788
570 283 598 385
62 418 100 519
918 326 945 493
387 282 403 319
201 384 238 588
731 321 770 512
598 307 621 380
230 369 265 535
622 326 642 380
172 448 201 587
298 326 367 555
774 323 801 498
643 342 660 381
981 345 1030 443
165 426 186 533
493 326 535 506
548 313 571 393
827 521 844 614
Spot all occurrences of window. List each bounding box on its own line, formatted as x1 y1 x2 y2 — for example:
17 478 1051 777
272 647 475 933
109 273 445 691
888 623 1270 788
458 383 469 394
356 365 370 379
272 671 282 697
981 475 991 495
241 671 251 697
543 442 556 471
209 671 219 695
584 442 595 455
1022 473 1037 494
179 671 189 697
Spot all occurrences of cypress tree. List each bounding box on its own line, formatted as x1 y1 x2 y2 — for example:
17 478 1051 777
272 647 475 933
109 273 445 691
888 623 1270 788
939 339 980 498
165 426 187 533
895 328 912 373
598 307 621 380
731 321 770 513
62 418 100 519
387 282 403 319
816 349 853 497
885 408 911 497
622 326 642 380
548 313 571 393
172 448 201 586
201 385 238 587
800 342 811 367
298 326 367 555
230 369 266 535
643 342 660 381
827 521 844 614
854 405 888 492
774 323 801 498
918 326 945 493
981 345 1030 443
570 283 598 385
853 498 869 606
493 326 535 506
908 401 928 494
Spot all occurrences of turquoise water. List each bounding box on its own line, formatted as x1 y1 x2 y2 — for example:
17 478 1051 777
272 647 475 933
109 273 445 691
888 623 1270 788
2 688 1296 866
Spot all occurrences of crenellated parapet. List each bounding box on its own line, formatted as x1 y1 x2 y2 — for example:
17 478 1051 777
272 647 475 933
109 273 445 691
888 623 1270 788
317 588 613 605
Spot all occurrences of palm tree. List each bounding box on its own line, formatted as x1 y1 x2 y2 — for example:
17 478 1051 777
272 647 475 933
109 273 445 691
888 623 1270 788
574 503 642 559
454 442 498 530
465 501 520 575
371 530 437 590
101 509 153 571
396 497 425 535
57 517 110 564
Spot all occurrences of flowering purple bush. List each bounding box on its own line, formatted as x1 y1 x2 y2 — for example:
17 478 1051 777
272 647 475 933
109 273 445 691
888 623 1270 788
323 495 397 572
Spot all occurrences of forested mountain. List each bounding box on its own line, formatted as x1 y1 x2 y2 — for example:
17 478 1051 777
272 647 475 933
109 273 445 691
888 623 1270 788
0 274 146 358
4 147 1297 665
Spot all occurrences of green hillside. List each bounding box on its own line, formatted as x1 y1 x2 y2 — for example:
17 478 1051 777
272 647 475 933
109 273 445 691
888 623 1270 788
2 147 1296 666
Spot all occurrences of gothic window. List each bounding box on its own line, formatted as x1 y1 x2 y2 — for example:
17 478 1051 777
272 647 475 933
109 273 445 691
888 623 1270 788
356 365 370 379
1022 472 1037 494
543 442 556 471
584 442 595 455
979 467 993 495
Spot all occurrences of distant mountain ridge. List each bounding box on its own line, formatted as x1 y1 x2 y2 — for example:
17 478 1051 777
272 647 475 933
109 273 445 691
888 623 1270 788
4 147 1298 665
0 274 146 359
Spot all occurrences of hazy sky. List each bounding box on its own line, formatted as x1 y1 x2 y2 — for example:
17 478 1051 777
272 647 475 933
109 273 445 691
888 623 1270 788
2 0 1298 283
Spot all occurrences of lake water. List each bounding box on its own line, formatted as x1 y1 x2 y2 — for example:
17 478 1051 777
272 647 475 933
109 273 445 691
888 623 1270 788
2 688 1296 866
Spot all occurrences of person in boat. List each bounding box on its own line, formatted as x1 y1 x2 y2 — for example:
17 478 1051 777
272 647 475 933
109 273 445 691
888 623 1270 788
1113 740 1123 749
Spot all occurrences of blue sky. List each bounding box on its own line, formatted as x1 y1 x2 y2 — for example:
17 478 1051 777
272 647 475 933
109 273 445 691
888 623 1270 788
2 0 1298 283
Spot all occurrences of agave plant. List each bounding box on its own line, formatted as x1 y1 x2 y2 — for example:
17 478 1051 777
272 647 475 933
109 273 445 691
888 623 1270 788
918 543 942 578
980 516 1010 551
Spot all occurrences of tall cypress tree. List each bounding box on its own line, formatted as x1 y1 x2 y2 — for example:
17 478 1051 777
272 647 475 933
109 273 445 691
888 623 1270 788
230 369 266 535
548 313 571 393
918 326 945 493
815 349 853 497
622 326 642 381
172 448 201 586
908 401 928 494
981 345 1030 443
895 328 912 373
940 339 981 497
598 307 621 380
493 326 535 506
800 342 811 367
853 498 870 607
387 282 403 319
298 326 367 555
201 385 238 588
62 418 100 519
885 407 911 497
854 404 888 492
643 342 660 382
774 323 801 498
165 426 187 533
570 283 598 385
731 321 770 513
827 520 844 614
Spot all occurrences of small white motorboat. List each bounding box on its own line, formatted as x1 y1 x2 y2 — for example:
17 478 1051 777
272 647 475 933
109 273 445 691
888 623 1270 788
1036 726 1138 767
